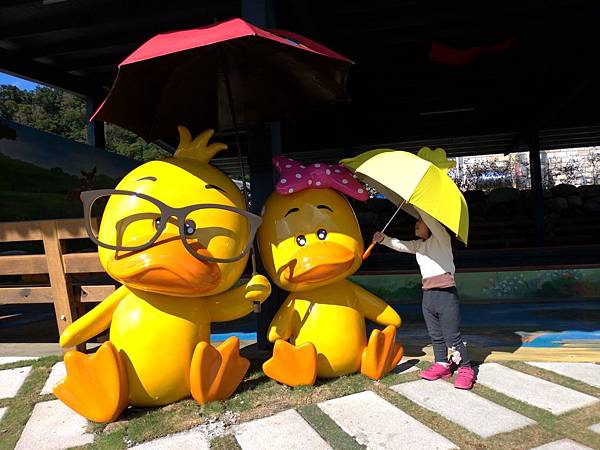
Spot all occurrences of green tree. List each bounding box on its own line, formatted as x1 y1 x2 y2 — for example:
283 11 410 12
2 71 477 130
0 84 168 162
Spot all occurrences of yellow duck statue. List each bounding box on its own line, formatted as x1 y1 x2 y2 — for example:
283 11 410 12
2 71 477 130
257 156 403 386
53 127 271 422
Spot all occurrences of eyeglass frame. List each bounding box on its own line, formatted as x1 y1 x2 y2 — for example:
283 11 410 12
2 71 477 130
81 189 262 264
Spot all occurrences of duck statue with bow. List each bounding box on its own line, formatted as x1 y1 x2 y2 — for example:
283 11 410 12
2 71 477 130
257 157 403 386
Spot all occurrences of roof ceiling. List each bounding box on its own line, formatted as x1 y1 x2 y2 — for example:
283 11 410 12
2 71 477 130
2 0 600 155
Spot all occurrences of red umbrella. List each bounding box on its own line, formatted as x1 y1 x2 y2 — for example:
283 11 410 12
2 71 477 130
92 18 352 311
92 17 352 141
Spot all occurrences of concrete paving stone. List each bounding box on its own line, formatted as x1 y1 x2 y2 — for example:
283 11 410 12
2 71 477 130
589 422 600 434
130 427 210 450
476 363 598 415
235 409 332 450
392 379 536 438
529 438 594 450
0 407 6 421
0 366 32 399
40 361 66 395
319 390 457 450
0 356 38 365
527 362 600 389
15 400 93 450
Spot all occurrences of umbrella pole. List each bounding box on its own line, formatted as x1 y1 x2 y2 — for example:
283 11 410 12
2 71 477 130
363 200 407 260
222 58 261 313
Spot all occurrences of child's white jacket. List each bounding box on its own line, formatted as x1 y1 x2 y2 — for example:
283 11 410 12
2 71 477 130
381 209 455 288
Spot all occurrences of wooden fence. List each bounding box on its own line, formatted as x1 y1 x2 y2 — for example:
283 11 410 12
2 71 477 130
0 218 116 351
1 217 599 352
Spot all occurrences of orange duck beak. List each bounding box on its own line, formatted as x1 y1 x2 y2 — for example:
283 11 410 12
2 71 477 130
107 234 221 296
281 241 355 285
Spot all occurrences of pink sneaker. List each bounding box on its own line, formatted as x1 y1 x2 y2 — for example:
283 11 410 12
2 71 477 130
454 366 475 389
420 363 452 381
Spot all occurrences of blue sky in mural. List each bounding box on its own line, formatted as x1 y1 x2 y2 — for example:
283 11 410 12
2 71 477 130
0 72 40 90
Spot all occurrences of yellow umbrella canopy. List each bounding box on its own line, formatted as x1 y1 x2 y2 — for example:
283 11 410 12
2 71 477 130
340 147 469 244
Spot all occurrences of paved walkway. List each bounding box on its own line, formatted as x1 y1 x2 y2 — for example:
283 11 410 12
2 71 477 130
1 357 598 449
391 379 536 438
476 363 598 415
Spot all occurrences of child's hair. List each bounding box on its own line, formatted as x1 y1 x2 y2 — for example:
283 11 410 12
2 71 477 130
416 218 432 240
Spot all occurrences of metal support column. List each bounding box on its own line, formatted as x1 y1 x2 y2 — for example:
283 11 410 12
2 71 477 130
86 98 105 149
528 130 545 245
241 0 274 27
246 124 285 349
242 0 285 349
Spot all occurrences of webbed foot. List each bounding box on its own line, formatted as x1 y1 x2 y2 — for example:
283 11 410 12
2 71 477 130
361 325 404 380
53 341 128 423
190 336 250 404
263 339 317 386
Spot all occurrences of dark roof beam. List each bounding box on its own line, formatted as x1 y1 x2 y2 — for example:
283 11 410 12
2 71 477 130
319 0 592 23
0 47 105 98
321 2 598 42
0 2 238 40
57 52 133 72
0 0 64 8
25 36 153 59
20 12 242 59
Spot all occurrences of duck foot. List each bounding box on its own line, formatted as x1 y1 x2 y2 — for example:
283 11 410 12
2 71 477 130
263 339 317 386
190 336 250 404
361 325 404 380
53 341 129 423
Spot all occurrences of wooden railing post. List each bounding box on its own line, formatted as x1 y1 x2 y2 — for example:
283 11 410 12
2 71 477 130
40 221 84 353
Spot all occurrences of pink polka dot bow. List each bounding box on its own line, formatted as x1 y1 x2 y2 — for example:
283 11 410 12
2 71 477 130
273 156 369 201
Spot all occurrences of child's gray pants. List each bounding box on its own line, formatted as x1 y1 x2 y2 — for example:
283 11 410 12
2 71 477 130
422 287 470 367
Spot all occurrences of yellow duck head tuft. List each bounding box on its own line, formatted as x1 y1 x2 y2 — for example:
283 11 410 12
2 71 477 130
173 126 228 163
416 147 456 173
96 126 251 297
258 188 364 292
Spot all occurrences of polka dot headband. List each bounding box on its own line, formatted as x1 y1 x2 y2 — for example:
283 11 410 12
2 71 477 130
273 156 369 201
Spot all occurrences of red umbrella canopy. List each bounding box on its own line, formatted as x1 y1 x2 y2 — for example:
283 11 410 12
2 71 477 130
92 18 353 142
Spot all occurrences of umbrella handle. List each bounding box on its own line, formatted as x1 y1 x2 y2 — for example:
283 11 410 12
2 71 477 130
362 200 407 261
362 242 376 260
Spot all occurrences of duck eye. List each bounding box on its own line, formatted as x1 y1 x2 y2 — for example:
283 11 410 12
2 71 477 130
296 235 307 246
317 229 327 240
184 219 197 236
154 217 162 229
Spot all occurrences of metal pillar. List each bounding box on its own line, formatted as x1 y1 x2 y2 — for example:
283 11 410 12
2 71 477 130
241 0 274 28
246 123 285 349
86 98 105 149
528 130 545 245
242 0 285 349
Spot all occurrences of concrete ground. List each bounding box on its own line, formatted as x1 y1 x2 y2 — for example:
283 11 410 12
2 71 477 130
1 355 599 450
1 299 599 449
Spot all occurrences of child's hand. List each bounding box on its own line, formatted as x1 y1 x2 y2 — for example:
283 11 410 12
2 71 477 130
372 231 385 243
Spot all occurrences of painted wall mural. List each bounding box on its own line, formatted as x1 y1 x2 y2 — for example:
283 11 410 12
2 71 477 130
351 268 600 302
351 269 600 352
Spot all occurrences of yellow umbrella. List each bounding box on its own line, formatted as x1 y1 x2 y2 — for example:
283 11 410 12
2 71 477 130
340 147 469 258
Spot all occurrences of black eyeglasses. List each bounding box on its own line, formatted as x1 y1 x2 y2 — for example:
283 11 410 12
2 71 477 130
81 189 262 263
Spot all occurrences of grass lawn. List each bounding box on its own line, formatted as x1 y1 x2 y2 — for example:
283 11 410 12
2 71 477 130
1 356 599 450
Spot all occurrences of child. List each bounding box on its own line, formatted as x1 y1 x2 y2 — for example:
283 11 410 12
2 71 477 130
372 210 475 389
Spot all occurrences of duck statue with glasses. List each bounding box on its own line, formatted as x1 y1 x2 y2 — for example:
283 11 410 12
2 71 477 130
257 157 403 386
53 126 270 422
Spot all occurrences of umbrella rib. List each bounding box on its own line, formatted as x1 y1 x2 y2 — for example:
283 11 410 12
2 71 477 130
380 200 407 234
